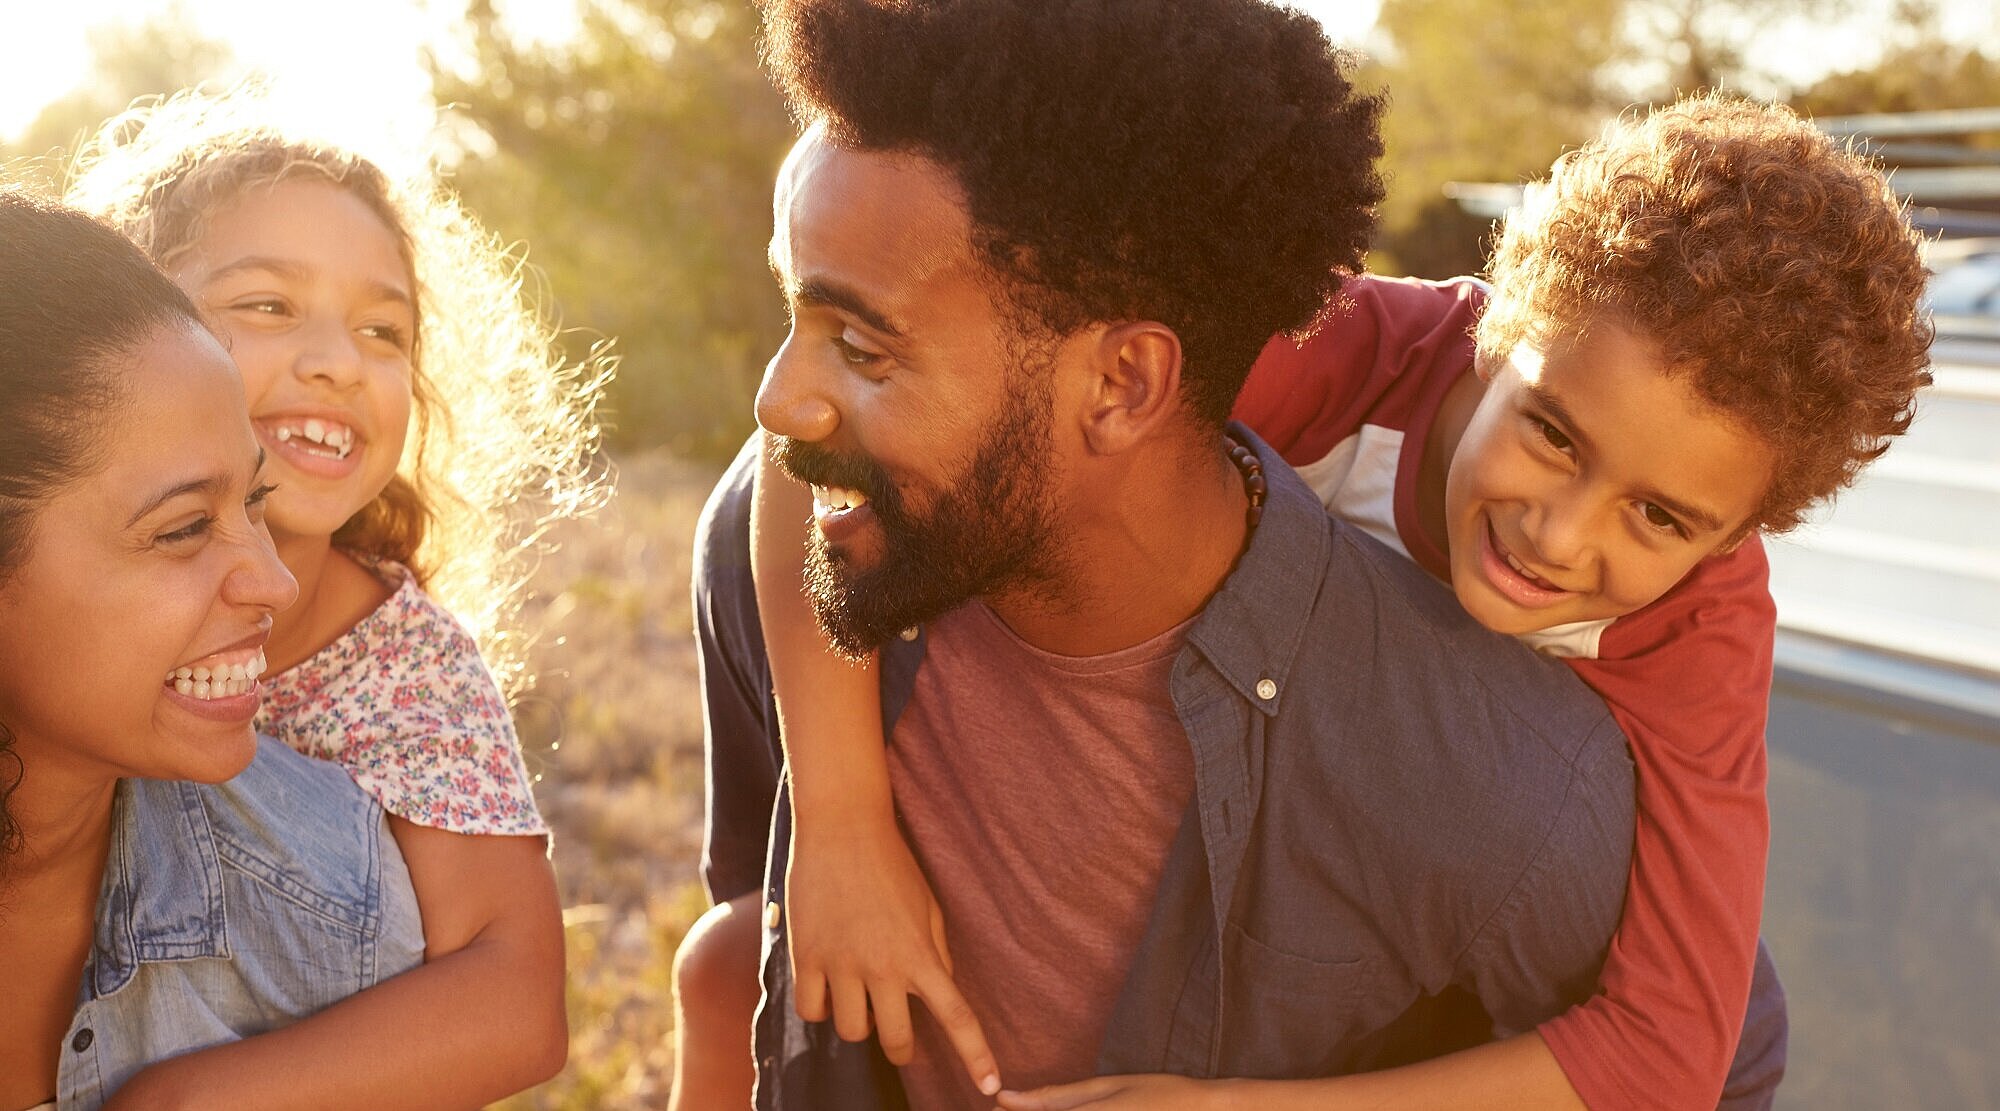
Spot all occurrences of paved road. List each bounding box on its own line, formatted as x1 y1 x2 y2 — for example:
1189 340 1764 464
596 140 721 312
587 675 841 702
1764 644 2000 1110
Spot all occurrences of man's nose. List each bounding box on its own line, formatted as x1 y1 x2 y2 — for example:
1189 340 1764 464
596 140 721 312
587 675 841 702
755 335 839 443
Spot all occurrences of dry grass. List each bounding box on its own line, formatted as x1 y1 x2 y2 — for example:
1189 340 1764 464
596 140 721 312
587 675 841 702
495 449 728 1110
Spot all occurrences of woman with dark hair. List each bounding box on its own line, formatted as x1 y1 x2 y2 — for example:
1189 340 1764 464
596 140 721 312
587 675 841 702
0 190 423 1111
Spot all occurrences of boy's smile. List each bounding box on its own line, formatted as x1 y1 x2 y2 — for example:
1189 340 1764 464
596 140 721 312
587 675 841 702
1441 317 1774 636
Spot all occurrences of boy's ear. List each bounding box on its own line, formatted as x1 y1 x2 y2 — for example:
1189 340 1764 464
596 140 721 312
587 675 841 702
1078 320 1183 455
1473 347 1501 383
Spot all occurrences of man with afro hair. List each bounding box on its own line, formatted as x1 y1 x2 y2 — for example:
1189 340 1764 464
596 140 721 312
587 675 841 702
675 2 1777 1109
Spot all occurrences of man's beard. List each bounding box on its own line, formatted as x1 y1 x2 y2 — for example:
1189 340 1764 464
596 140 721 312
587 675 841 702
767 375 1064 658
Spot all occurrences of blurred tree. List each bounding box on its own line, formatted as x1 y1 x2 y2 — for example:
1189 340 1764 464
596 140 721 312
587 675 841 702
0 9 233 194
1626 0 1858 94
1364 0 1628 276
1366 0 1905 276
1792 0 2000 121
432 0 795 458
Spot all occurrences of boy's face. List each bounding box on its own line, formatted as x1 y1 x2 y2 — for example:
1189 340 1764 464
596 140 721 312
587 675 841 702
1444 317 1773 635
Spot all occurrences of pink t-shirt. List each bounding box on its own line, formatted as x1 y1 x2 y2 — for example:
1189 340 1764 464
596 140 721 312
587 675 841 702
888 602 1196 1110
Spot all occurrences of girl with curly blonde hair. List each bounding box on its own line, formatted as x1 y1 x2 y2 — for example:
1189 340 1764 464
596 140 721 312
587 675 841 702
65 85 609 1107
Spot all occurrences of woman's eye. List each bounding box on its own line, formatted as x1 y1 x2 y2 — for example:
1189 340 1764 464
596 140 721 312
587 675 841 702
246 483 279 522
233 298 288 317
159 517 214 544
1641 502 1685 536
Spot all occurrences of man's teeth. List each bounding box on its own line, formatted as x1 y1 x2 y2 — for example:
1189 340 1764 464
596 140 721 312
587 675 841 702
811 485 869 512
166 650 268 700
273 419 355 459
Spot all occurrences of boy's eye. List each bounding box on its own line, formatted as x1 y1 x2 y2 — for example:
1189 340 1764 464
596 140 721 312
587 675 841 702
1531 415 1573 453
1641 502 1685 536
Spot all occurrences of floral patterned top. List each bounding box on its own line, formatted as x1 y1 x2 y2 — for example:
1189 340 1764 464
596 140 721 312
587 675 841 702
254 562 547 837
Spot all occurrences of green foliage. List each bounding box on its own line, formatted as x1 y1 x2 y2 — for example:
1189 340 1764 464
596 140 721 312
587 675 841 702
1365 0 1627 275
1795 40 2000 118
432 0 796 459
1365 0 1996 277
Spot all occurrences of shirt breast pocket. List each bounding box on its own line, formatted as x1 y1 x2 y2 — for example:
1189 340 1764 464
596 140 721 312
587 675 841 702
1220 922 1366 1078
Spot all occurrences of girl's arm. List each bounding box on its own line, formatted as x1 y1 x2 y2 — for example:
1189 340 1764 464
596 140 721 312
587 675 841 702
102 823 567 1111
752 436 1000 1094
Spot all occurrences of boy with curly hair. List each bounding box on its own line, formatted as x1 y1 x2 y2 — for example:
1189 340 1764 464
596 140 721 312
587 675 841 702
685 1 1928 1100
1192 92 1934 1108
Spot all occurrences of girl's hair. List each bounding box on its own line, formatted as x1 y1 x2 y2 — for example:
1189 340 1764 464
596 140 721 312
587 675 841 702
0 189 208 862
67 87 611 694
1477 93 1933 535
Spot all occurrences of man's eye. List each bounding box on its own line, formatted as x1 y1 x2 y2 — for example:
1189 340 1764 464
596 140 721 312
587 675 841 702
831 334 883 367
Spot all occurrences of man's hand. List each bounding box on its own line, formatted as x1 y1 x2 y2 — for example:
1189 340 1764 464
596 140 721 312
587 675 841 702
786 807 1001 1096
997 1074 1248 1110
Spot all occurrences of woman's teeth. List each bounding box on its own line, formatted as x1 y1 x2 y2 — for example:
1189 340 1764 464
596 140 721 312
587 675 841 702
811 485 869 513
166 650 268 700
274 419 355 459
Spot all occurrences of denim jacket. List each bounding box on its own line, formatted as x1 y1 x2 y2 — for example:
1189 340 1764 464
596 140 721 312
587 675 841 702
693 426 1787 1110
54 736 425 1110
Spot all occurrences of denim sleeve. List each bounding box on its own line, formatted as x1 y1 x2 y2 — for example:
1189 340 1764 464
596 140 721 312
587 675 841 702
1458 714 1637 1038
692 434 784 904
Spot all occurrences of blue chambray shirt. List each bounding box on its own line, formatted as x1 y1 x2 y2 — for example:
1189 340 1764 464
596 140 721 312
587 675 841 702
54 736 424 1111
693 425 1788 1110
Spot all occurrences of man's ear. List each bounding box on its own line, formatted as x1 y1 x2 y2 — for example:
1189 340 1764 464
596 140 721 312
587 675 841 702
1079 321 1183 456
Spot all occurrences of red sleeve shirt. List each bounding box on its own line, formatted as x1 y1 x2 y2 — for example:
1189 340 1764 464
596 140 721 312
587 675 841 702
1232 275 1772 1109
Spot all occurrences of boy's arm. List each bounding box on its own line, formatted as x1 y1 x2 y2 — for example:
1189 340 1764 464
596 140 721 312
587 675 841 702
997 1033 1582 1110
1539 540 1779 1109
102 823 566 1111
751 436 1001 1094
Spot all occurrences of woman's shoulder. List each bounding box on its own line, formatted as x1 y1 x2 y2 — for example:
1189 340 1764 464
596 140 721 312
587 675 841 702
131 738 400 926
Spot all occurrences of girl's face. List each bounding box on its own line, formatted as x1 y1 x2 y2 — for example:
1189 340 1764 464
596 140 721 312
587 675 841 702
170 177 417 547
0 322 298 785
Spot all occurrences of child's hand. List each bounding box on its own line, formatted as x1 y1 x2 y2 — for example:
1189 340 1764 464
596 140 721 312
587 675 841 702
786 809 1001 1096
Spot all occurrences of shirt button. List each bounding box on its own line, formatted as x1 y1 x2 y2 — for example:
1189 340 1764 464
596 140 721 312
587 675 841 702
71 1028 94 1052
899 626 920 641
1256 678 1277 701
764 900 782 929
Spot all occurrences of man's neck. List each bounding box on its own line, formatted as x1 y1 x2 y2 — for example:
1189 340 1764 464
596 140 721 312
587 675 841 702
987 437 1250 657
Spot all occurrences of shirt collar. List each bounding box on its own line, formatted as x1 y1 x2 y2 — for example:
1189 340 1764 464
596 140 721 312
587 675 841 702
1182 422 1333 715
880 423 1332 718
90 777 230 998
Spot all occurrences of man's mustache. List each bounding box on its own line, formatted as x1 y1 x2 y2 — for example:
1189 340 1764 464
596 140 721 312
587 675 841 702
766 435 890 504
